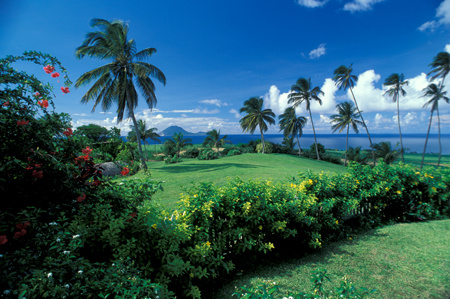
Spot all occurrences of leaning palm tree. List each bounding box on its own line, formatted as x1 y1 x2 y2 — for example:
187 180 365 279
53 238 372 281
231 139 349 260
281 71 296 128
330 101 362 166
333 64 376 165
239 97 275 154
288 78 323 160
278 107 307 156
428 51 450 86
421 83 449 169
165 132 192 158
374 141 402 165
75 18 166 170
202 129 231 156
383 73 408 163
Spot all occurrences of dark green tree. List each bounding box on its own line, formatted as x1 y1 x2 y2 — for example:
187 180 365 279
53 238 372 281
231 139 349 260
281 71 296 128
128 119 160 160
74 123 110 143
383 73 408 163
421 83 449 169
428 51 450 85
202 129 231 156
239 97 275 154
330 101 362 166
165 132 192 158
75 18 166 170
288 78 323 160
278 107 307 156
374 141 402 165
333 64 376 165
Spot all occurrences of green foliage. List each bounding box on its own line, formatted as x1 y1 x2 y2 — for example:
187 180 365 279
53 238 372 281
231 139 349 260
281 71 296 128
256 142 274 154
74 123 110 143
182 146 200 158
227 149 242 156
374 141 402 164
198 148 219 160
232 269 377 298
346 147 369 165
164 155 182 164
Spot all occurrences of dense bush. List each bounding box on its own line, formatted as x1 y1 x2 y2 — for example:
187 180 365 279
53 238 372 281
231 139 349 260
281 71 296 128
256 141 274 154
227 149 242 156
197 148 219 160
164 154 182 164
182 146 200 158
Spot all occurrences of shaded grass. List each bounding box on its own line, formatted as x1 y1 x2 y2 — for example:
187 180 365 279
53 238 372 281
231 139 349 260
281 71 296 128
212 219 450 299
126 153 346 210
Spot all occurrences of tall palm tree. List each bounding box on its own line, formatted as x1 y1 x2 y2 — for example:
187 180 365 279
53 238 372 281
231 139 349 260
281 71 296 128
239 97 275 154
165 132 192 158
383 73 408 163
421 83 449 169
333 64 376 165
75 18 166 170
278 107 307 156
330 101 362 166
202 129 231 156
287 78 323 160
129 120 160 160
146 127 161 152
428 52 450 86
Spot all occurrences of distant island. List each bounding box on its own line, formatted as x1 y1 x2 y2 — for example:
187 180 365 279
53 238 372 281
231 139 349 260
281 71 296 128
161 125 206 136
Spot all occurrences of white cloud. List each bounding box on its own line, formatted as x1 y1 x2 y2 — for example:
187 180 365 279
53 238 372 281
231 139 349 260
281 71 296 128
73 113 87 116
99 111 113 114
403 112 417 125
343 0 384 13
263 85 290 115
309 43 326 59
419 0 450 32
229 108 240 118
199 99 229 107
446 44 450 53
192 108 220 114
319 114 331 124
296 0 328 8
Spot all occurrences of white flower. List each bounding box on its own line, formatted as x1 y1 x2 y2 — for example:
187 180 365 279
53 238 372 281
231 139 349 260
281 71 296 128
56 238 61 242
0 254 3 258
63 251 70 255
65 284 70 288
47 273 52 278
3 290 10 295
72 235 80 239
78 270 83 274
49 222 57 226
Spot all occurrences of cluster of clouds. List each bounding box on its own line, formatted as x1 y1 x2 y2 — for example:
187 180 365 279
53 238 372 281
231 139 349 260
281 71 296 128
297 0 385 12
419 0 450 32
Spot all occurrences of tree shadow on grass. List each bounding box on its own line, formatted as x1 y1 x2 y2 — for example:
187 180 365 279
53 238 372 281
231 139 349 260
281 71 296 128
158 162 262 174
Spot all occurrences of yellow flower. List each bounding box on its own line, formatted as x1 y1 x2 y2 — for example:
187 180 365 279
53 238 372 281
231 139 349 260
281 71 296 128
374 206 378 209
418 201 422 204
151 224 157 229
193 194 197 198
335 220 339 225
290 183 297 188
205 241 211 247
308 179 313 185
396 190 402 195
385 187 389 191
259 225 263 230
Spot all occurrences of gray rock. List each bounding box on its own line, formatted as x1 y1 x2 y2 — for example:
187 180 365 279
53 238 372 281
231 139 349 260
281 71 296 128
96 162 122 177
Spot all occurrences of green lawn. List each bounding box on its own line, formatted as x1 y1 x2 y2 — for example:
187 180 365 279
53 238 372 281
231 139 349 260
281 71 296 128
212 219 450 298
126 153 346 209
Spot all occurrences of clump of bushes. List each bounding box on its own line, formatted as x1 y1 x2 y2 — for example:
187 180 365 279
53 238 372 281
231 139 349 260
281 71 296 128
256 141 274 154
197 148 219 160
182 146 200 158
164 154 182 164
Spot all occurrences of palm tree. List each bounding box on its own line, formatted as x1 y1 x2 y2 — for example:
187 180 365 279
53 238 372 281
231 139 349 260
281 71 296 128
278 107 307 156
374 141 402 165
146 127 161 152
239 97 275 154
346 146 369 165
330 101 362 166
129 120 160 160
287 78 323 160
165 132 192 158
428 52 450 86
202 129 231 156
75 18 166 170
383 73 408 163
421 83 449 169
333 64 376 165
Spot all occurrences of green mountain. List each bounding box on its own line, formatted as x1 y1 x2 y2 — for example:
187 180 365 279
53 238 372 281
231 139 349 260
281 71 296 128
161 125 206 136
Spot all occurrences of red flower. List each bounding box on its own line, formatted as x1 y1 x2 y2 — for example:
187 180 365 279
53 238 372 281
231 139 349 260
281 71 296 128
92 179 101 186
126 212 137 222
77 193 86 202
34 92 40 98
3 101 9 107
32 170 43 179
35 164 42 168
0 235 7 245
51 72 60 78
82 146 93 155
14 230 26 239
26 165 34 170
16 222 30 230
38 100 49 108
43 65 55 74
63 128 73 137
121 167 130 176
17 119 29 126
61 87 70 94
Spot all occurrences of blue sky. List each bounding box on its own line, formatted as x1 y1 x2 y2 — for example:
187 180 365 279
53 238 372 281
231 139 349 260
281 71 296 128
1 0 450 135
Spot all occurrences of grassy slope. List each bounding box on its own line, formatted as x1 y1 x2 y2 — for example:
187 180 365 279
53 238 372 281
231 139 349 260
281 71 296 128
130 153 346 209
213 219 450 299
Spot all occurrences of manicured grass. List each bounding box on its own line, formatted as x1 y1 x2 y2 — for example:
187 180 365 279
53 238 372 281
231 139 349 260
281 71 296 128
212 219 450 298
125 153 346 209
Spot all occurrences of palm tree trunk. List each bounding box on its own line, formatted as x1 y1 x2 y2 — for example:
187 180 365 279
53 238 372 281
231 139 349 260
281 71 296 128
130 109 148 170
421 110 434 170
349 88 376 166
345 124 349 166
143 140 148 161
260 126 265 154
396 96 404 163
308 109 320 160
296 134 302 156
437 107 442 167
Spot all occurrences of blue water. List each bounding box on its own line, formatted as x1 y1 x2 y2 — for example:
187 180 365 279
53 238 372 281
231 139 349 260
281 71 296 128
142 134 450 155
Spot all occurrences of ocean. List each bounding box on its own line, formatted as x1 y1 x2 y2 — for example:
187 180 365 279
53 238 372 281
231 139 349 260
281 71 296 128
145 133 450 155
